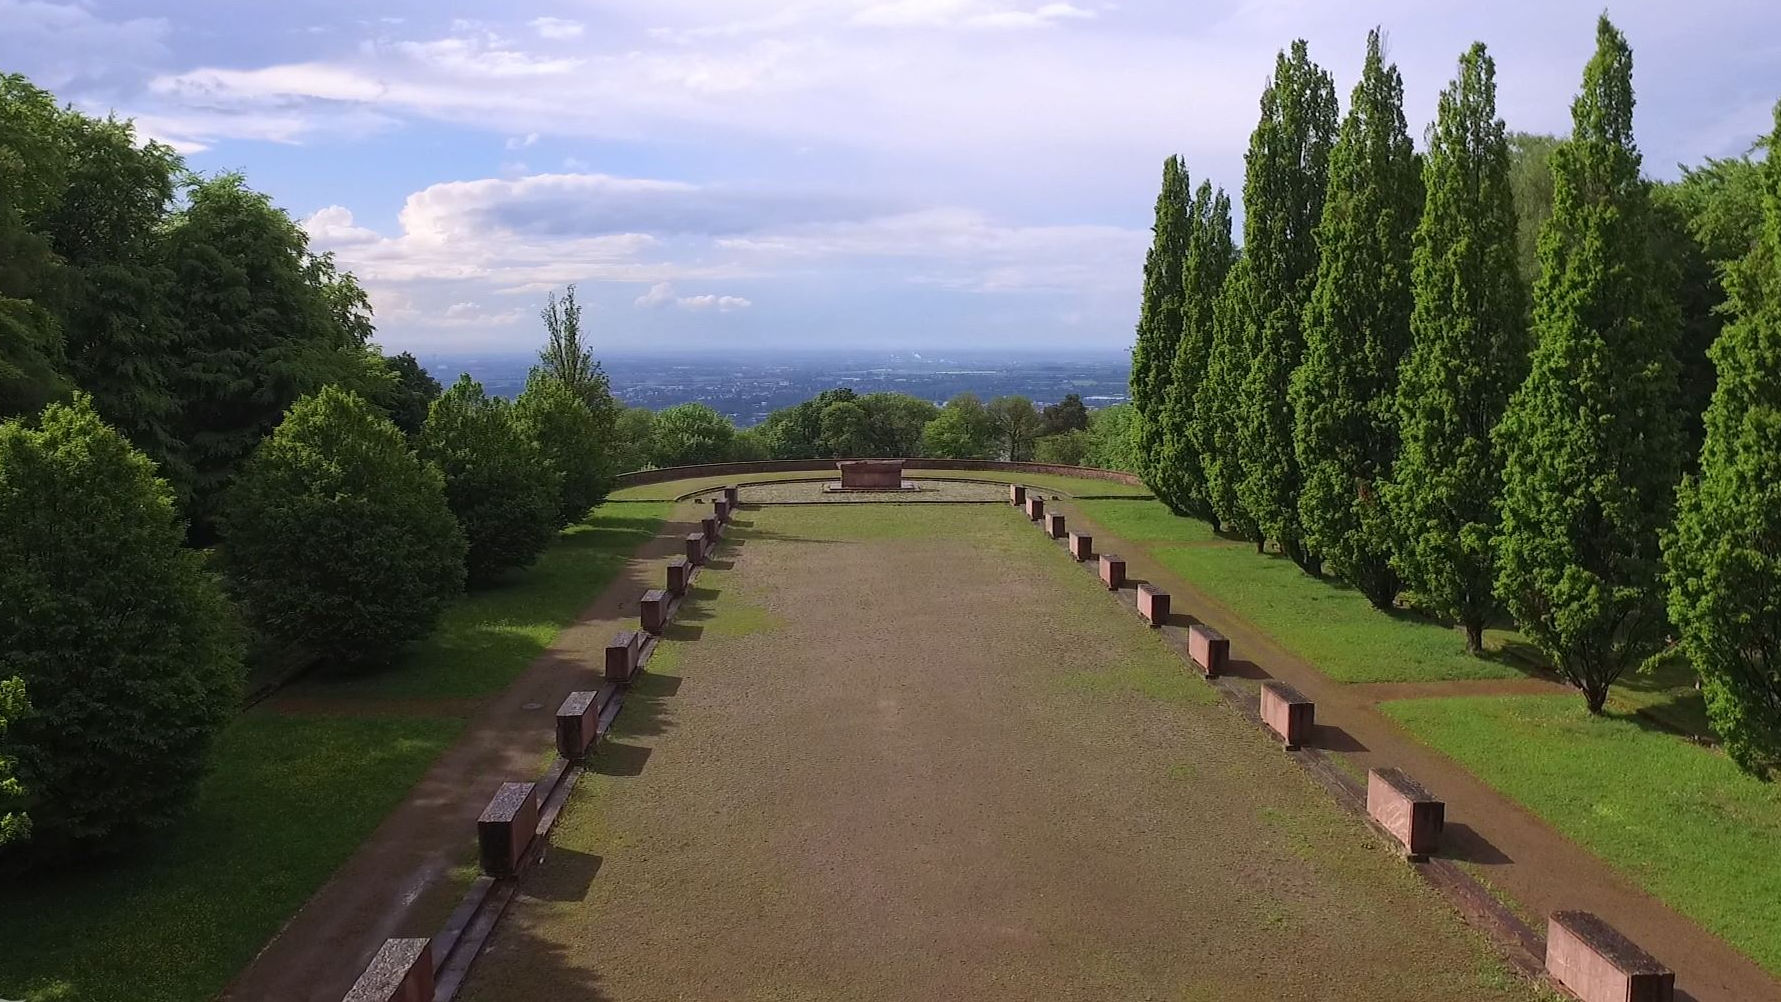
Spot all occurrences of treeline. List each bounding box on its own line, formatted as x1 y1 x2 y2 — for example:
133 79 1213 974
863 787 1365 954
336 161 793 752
612 389 1140 471
0 72 625 865
1131 17 1781 777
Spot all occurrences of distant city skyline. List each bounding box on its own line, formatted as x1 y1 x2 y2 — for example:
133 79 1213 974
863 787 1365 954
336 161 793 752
5 0 1776 353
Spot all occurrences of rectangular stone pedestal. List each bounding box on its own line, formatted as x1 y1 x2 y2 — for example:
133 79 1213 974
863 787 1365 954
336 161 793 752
1367 767 1444 860
1010 483 1026 506
556 688 616 759
701 515 721 541
478 782 540 877
1045 511 1066 539
640 590 669 635
1259 681 1314 749
1099 554 1125 590
605 629 641 683
344 937 433 1002
666 556 691 597
1546 911 1674 1002
837 459 905 488
1069 531 1094 562
1187 624 1228 678
685 532 706 566
714 498 731 522
722 485 740 506
1025 495 1045 521
1137 584 1169 627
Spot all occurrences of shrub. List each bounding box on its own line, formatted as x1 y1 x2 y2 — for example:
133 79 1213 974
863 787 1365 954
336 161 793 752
650 402 733 466
420 376 560 585
0 396 242 860
221 387 466 669
513 372 607 527
1034 430 1091 466
0 677 27 847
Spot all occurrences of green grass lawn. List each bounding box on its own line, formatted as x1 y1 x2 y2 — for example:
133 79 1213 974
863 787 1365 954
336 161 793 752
1149 545 1526 683
1383 695 1781 975
1069 497 1220 543
0 503 669 1002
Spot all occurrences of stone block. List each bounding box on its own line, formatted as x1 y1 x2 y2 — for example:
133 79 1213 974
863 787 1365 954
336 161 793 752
722 485 740 506
1367 767 1444 859
701 514 721 541
1069 531 1094 562
1026 495 1045 521
685 532 706 566
1010 483 1026 506
640 589 669 635
343 937 433 1002
604 629 640 683
556 690 604 759
1259 681 1314 749
837 459 905 488
478 782 540 877
1099 553 1125 590
1137 583 1169 627
666 556 691 597
714 498 731 522
1045 511 1066 539
1187 624 1228 678
1546 911 1674 1002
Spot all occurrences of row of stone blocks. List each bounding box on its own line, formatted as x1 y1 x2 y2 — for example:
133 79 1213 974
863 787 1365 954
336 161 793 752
343 488 753 1002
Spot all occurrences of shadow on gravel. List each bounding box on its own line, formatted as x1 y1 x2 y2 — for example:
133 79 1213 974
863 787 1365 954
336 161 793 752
1438 822 1512 866
526 847 604 902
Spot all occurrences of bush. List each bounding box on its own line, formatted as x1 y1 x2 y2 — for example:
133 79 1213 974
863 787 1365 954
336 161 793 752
420 376 560 585
1034 430 1091 466
513 372 607 527
0 677 27 847
0 396 242 859
220 387 466 669
650 402 733 466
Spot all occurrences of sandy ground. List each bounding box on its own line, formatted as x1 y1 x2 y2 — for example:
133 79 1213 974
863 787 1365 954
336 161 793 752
739 478 1008 503
460 505 1536 1002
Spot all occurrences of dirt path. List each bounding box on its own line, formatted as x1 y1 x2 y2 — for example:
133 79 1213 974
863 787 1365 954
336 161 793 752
460 506 1538 1002
219 507 698 1002
1054 499 1781 1002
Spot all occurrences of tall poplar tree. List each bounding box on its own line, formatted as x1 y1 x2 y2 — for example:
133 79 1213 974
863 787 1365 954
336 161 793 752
1386 43 1527 653
1494 16 1680 713
1131 156 1193 504
1235 40 1339 571
1664 100 1781 776
1292 29 1421 606
1155 181 1236 524
1199 259 1259 541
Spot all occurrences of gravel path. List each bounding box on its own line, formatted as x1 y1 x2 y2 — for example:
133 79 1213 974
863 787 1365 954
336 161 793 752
461 505 1537 1002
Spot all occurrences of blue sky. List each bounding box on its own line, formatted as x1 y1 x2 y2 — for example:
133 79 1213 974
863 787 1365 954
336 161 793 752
4 0 1778 354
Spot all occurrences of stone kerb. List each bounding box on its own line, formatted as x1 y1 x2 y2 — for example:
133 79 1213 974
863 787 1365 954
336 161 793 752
1366 767 1445 860
1025 495 1045 521
1187 624 1228 678
1045 511 1066 539
1259 681 1315 750
1068 530 1094 562
1546 911 1675 1002
1010 483 1026 506
639 590 669 636
1098 553 1126 590
343 938 433 1002
666 556 691 597
605 629 641 683
1136 583 1169 627
477 782 540 878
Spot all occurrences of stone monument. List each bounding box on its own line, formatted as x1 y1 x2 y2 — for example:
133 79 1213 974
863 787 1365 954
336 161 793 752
826 459 917 492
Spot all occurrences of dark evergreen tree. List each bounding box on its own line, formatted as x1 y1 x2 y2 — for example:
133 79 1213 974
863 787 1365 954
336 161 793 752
1494 16 1680 713
1156 182 1236 525
1385 43 1528 652
1199 259 1259 540
1235 40 1338 571
1664 101 1781 775
377 351 443 439
1040 393 1090 435
1293 29 1421 606
1130 156 1193 499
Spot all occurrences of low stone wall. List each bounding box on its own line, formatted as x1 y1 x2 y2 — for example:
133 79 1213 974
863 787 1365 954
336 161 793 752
613 458 1145 491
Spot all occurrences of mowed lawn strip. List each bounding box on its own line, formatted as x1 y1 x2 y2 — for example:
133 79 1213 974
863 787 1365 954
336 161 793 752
1383 694 1781 976
0 503 669 1002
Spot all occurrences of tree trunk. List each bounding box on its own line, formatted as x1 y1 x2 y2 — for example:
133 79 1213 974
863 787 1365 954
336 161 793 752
1464 620 1485 655
1584 682 1609 715
1255 538 1267 555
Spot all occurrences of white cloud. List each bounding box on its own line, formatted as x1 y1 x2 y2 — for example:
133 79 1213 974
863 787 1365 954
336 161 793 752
438 301 527 326
505 132 540 149
635 282 752 311
530 16 585 39
852 0 1094 29
0 0 169 88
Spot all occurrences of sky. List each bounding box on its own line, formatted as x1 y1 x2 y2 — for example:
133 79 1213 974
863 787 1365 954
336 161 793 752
4 0 1779 354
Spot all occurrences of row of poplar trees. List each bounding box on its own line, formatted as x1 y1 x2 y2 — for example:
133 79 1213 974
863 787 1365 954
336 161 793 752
1130 16 1781 778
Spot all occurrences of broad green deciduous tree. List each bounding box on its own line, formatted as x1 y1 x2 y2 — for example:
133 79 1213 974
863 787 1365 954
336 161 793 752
0 396 242 860
1235 40 1338 571
0 677 28 847
650 402 735 467
421 376 561 586
515 372 609 527
988 395 1045 461
1495 17 1680 713
1664 101 1781 775
1293 29 1421 606
1386 43 1528 652
222 387 466 669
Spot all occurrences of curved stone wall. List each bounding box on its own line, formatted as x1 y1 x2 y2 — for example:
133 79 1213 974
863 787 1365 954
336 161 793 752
613 458 1145 490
